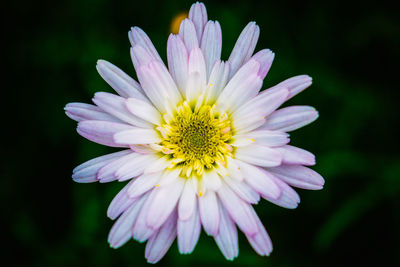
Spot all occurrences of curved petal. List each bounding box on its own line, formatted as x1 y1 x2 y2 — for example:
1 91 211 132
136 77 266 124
198 190 220 236
268 165 324 190
177 201 201 254
214 202 238 260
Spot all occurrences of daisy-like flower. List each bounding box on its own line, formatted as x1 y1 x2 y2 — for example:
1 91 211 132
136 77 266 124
65 2 324 263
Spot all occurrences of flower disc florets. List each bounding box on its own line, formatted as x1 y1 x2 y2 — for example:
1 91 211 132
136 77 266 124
157 101 233 177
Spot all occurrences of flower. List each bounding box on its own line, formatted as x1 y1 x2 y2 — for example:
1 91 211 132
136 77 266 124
65 2 324 263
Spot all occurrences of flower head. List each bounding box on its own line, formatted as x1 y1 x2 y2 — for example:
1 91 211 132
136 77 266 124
65 2 324 263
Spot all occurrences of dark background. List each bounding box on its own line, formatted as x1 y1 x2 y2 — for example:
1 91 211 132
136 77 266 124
5 0 399 266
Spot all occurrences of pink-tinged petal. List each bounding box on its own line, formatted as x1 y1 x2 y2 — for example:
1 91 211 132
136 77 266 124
237 160 281 200
233 130 289 147
186 48 207 102
217 59 262 112
93 92 151 128
275 145 316 166
228 22 260 78
77 120 133 148
145 211 177 264
202 170 222 192
127 172 161 198
96 60 147 99
144 156 173 175
108 192 149 248
107 179 137 220
251 49 275 79
114 128 161 145
136 61 182 114
188 2 208 41
167 34 188 94
115 154 159 181
233 87 289 128
72 150 132 183
97 152 139 183
217 185 258 236
200 21 222 77
214 201 239 260
245 207 273 256
261 106 319 132
65 103 121 123
128 27 162 62
226 158 244 181
132 188 158 242
179 19 199 51
205 60 230 103
233 113 266 134
129 144 156 154
266 75 312 100
125 98 162 125
268 165 324 190
130 45 154 72
178 180 196 221
198 190 220 236
146 178 185 229
235 144 282 167
222 177 260 204
177 201 201 254
264 176 300 209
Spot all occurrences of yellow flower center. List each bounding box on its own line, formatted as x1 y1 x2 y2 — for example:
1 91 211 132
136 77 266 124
156 101 233 177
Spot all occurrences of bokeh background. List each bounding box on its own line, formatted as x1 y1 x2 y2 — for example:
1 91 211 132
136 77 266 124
5 0 399 266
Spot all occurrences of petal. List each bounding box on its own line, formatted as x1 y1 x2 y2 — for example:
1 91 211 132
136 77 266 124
128 27 162 62
235 144 282 167
202 170 222 192
217 185 258 236
188 2 208 41
275 145 316 166
179 19 199 51
130 45 154 72
266 75 312 100
125 98 162 125
263 176 300 209
222 176 260 204
198 190 220 236
178 180 196 221
228 22 260 78
77 120 133 148
93 92 151 128
115 153 159 181
113 128 161 145
268 165 324 190
236 160 281 199
65 103 121 123
200 21 222 77
214 203 238 260
145 210 177 264
132 188 158 242
127 172 162 198
245 207 273 256
232 130 289 147
167 34 188 94
251 49 275 79
97 152 139 183
107 179 138 220
146 178 185 229
261 106 319 132
205 60 230 103
108 192 149 248
96 60 147 99
177 201 201 254
186 48 207 103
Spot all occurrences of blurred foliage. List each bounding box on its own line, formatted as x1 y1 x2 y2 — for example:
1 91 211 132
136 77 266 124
5 0 400 266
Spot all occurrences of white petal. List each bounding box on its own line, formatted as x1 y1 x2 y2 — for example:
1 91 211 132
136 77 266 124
65 102 121 123
233 130 289 147
107 179 137 220
97 152 139 183
144 156 174 175
275 145 315 166
128 27 162 62
222 176 260 204
268 165 324 190
177 202 201 254
237 160 281 199
93 92 151 128
266 75 312 100
263 176 300 209
113 128 161 145
245 207 273 256
132 188 158 242
228 22 260 78
217 185 258 236
130 45 154 72
179 19 199 51
188 2 208 41
127 172 162 198
214 202 238 260
115 153 159 181
251 49 275 79
202 170 222 192
146 178 185 229
200 21 222 77
125 98 162 125
167 34 188 94
261 106 319 132
145 211 177 264
178 180 196 221
186 48 207 103
198 190 220 236
96 60 147 99
205 60 230 103
235 144 282 167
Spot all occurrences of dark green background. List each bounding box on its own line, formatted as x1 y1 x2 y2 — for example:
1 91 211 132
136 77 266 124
5 0 399 266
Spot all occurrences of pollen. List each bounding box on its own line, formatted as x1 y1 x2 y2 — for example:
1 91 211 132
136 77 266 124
157 101 233 177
